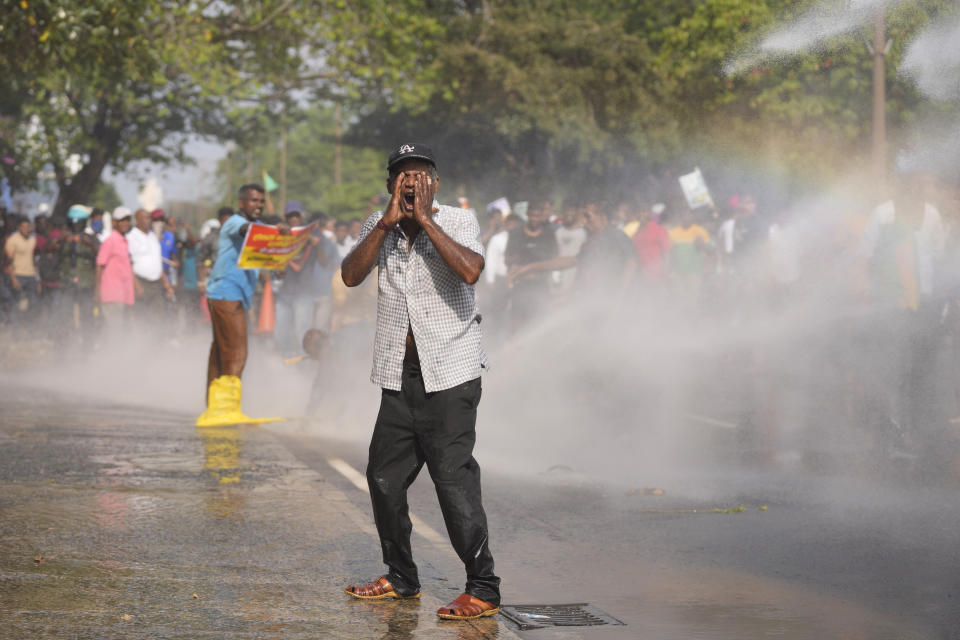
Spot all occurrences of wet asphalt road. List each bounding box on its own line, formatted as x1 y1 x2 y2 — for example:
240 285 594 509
1 385 958 639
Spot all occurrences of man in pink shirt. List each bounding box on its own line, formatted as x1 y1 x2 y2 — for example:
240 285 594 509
95 206 135 328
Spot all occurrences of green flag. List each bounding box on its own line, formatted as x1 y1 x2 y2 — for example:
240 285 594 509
263 172 279 192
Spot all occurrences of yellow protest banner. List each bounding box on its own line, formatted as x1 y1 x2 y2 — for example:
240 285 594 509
237 222 317 270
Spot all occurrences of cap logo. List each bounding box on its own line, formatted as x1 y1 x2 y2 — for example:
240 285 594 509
398 144 415 154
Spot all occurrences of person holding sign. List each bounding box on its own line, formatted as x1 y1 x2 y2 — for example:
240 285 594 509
341 143 501 621
196 183 289 427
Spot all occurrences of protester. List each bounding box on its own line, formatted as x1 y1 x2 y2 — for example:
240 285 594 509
480 209 516 343
35 214 64 326
619 200 641 237
4 216 39 325
632 202 671 287
334 219 353 259
195 184 288 427
510 201 637 303
481 209 512 288
54 205 99 347
274 202 336 357
551 203 587 295
859 176 945 454
177 223 202 321
151 209 179 289
95 206 135 329
341 143 501 620
717 194 762 274
197 207 232 270
505 199 558 329
766 207 802 309
127 208 173 323
88 207 111 243
668 208 712 312
348 218 363 245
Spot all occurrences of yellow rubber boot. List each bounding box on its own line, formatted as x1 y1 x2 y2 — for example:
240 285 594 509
195 376 284 427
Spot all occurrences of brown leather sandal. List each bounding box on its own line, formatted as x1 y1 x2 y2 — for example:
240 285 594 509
344 576 421 600
436 593 499 620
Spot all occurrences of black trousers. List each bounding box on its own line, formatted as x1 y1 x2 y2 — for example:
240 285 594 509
366 360 501 605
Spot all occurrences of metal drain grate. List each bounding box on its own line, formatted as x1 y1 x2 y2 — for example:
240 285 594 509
499 603 625 630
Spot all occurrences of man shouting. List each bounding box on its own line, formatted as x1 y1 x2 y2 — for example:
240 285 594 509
341 143 501 620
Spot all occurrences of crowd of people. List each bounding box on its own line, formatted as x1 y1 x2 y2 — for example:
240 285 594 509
0 200 374 352
2 170 959 464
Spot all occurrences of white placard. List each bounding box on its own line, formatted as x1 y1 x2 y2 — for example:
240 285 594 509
678 168 713 210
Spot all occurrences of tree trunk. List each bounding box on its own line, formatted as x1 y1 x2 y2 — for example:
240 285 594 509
51 152 112 220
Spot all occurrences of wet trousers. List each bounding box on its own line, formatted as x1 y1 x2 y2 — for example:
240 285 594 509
206 298 248 391
367 361 501 605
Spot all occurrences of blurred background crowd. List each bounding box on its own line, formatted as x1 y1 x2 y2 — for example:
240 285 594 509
3 168 960 478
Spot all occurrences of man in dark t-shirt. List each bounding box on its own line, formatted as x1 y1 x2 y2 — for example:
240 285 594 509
509 202 636 304
505 200 557 330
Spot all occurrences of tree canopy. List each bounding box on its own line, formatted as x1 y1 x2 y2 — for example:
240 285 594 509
2 0 955 217
1 0 318 217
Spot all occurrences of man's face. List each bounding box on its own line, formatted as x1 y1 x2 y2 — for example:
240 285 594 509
527 203 549 230
334 224 348 242
238 189 266 219
135 209 150 231
583 205 607 235
18 220 30 236
116 218 132 235
349 220 362 237
562 207 582 228
286 213 303 228
387 159 438 216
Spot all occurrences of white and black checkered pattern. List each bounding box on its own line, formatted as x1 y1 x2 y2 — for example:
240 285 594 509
351 204 488 392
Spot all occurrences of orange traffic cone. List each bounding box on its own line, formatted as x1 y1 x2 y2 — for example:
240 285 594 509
257 280 275 333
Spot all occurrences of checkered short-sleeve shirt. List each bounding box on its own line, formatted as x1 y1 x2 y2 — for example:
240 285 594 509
350 204 488 392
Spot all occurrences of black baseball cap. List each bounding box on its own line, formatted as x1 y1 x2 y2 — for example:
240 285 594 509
387 143 437 172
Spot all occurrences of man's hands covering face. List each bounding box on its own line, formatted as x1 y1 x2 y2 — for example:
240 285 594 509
412 172 438 225
383 171 438 228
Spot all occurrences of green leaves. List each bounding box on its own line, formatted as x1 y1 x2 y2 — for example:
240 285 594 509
2 0 956 215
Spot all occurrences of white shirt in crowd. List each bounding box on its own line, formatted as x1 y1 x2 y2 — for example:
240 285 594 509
337 237 357 259
552 225 587 292
861 200 944 297
484 229 509 285
126 227 164 281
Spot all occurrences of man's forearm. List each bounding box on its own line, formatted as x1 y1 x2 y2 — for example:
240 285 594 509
341 226 387 286
420 217 484 284
525 255 577 275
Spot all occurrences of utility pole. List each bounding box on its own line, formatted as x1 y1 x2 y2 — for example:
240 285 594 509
872 8 887 186
334 103 343 187
225 147 234 200
280 125 287 213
